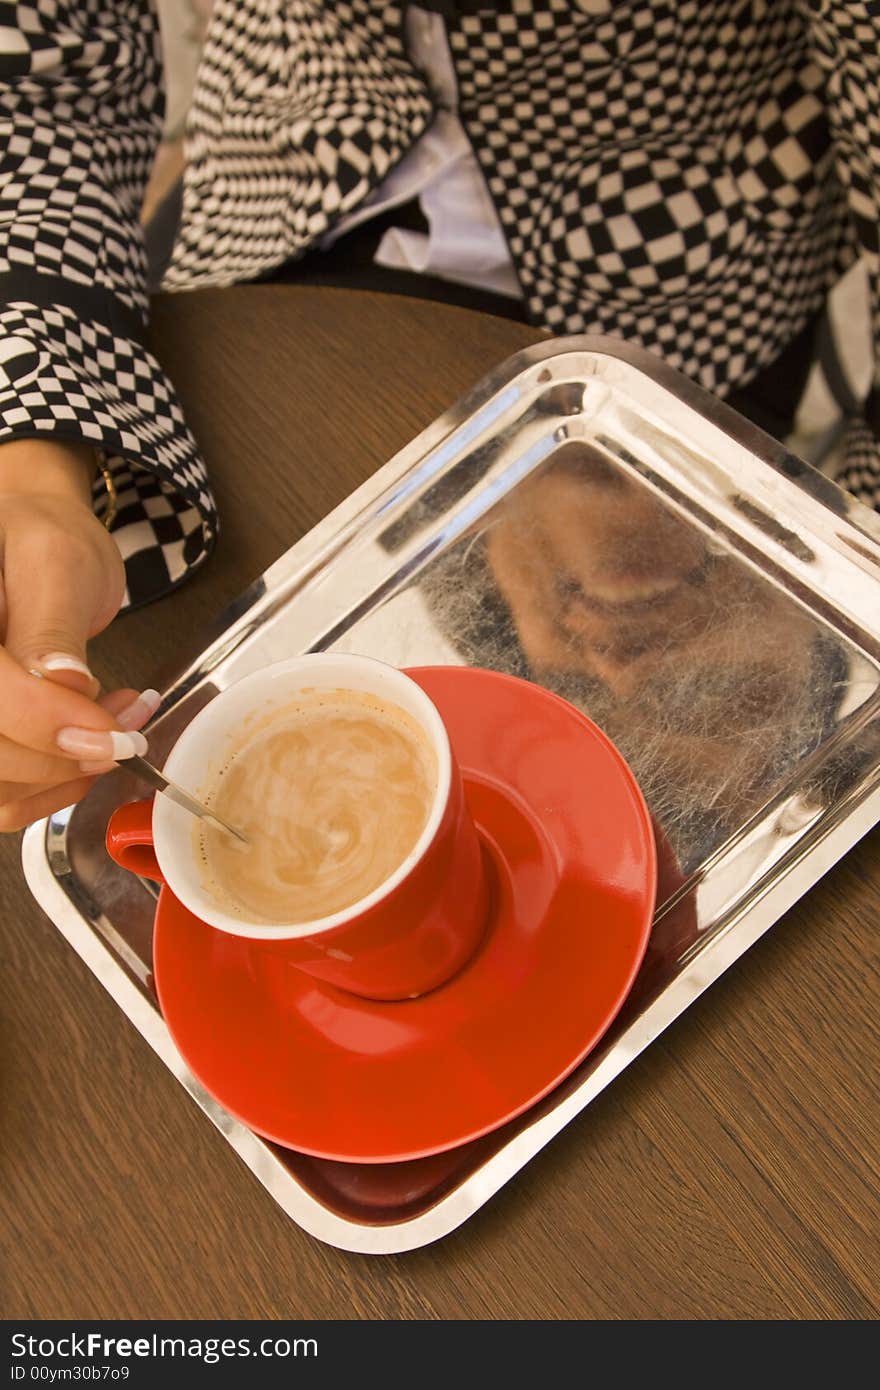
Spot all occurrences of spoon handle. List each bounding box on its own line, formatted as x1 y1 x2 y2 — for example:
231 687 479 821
127 755 249 845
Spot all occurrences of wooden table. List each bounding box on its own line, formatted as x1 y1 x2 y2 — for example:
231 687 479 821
2 287 878 1320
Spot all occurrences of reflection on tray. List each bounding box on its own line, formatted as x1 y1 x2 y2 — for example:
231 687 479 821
345 440 877 877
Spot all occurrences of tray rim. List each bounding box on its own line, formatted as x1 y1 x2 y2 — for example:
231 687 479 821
20 333 880 1253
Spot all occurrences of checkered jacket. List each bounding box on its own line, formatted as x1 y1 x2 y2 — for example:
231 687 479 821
1 2 879 609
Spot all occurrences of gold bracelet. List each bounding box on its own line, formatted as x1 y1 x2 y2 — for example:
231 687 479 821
97 459 118 530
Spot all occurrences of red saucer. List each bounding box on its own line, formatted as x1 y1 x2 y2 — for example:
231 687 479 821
153 667 657 1163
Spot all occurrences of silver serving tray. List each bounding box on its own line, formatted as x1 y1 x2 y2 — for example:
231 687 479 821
22 337 880 1253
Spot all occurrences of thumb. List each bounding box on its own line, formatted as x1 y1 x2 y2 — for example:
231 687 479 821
4 543 101 699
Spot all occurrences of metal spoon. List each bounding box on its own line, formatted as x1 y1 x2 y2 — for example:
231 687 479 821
126 753 249 845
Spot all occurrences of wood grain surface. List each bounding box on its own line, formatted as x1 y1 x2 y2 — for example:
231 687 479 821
1 286 877 1320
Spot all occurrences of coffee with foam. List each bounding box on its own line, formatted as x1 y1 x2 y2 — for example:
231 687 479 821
198 689 437 924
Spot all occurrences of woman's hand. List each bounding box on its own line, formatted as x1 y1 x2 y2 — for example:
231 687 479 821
0 439 152 831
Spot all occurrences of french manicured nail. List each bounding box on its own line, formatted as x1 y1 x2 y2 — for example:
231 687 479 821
78 693 160 769
56 727 148 760
37 653 96 681
116 689 161 730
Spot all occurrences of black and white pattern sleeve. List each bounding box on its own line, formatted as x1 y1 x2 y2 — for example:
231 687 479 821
0 2 217 609
804 0 880 511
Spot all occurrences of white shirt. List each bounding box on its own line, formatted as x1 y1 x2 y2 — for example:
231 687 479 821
322 7 522 301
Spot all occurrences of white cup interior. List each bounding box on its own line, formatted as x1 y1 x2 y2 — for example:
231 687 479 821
151 654 451 938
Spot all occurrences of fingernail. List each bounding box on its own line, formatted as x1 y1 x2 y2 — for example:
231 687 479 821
56 728 148 760
37 653 96 681
117 689 161 731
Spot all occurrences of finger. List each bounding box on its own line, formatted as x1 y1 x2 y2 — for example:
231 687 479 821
0 775 99 834
0 648 141 758
99 688 159 729
0 733 87 785
79 688 161 773
0 687 152 784
27 659 98 698
2 522 107 696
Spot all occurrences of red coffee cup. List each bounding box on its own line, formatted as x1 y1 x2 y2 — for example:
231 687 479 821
106 655 490 1001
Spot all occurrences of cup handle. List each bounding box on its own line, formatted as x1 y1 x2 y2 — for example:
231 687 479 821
106 800 164 882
